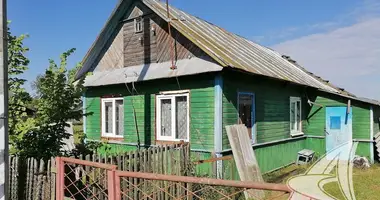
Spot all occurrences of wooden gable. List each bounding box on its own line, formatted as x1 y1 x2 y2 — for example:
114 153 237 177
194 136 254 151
89 2 211 73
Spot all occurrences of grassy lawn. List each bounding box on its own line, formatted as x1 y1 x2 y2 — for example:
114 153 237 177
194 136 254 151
264 163 380 200
324 164 380 199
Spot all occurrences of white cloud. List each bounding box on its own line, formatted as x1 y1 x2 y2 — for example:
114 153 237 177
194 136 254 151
272 18 380 100
256 0 380 45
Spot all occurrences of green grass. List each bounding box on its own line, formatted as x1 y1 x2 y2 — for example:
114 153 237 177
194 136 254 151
324 164 380 200
263 163 380 200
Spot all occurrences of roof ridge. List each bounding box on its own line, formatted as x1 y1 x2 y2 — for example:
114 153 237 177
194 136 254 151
148 0 353 95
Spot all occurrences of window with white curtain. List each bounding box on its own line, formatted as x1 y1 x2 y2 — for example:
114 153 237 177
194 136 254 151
156 92 189 141
290 97 302 136
102 98 124 137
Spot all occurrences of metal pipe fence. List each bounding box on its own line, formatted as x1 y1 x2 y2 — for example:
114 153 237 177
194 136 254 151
56 157 292 200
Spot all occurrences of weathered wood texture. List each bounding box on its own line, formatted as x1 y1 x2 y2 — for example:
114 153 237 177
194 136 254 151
9 144 190 200
153 16 208 63
226 124 264 199
60 144 190 200
85 73 216 151
89 3 212 72
123 11 209 68
94 25 124 72
123 15 158 66
8 157 56 200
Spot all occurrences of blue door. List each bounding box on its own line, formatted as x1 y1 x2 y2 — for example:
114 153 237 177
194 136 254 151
325 107 352 152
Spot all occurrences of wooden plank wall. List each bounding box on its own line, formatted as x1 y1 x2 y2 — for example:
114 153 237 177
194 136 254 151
123 12 209 68
85 74 216 152
222 72 307 149
94 25 124 72
305 94 371 157
123 15 158 66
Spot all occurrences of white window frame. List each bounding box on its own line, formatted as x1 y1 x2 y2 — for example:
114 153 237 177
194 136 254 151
290 97 303 136
134 17 143 33
101 98 124 138
156 92 190 142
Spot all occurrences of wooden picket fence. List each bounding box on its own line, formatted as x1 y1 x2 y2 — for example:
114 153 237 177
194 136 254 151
9 143 190 200
9 156 56 200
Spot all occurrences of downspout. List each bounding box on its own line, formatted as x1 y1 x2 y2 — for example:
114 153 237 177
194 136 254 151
214 74 223 178
82 92 87 143
370 106 374 163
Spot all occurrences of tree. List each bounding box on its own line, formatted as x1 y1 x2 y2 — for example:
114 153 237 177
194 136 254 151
16 48 86 159
7 26 35 153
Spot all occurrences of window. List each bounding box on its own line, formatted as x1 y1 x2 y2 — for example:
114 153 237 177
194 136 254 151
156 92 189 141
290 97 302 135
102 98 124 137
330 116 341 130
238 93 255 143
134 17 143 33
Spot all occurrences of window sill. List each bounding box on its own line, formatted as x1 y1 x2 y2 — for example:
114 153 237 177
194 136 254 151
291 132 305 137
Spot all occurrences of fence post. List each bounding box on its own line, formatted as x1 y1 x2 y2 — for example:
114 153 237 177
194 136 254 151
108 166 117 200
55 157 64 200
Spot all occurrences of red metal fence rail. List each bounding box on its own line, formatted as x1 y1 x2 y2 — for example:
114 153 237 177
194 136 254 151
56 157 117 200
115 171 291 200
56 157 292 200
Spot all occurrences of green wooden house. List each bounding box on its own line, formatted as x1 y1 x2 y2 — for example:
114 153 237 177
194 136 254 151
76 0 380 175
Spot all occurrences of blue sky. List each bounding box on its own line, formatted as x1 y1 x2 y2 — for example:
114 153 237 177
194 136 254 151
9 0 380 99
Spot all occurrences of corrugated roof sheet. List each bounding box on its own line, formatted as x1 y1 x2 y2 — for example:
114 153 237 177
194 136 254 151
78 0 379 106
142 0 339 93
84 57 223 87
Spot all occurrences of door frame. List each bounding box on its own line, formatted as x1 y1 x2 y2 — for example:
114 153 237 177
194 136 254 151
325 106 353 152
237 92 256 144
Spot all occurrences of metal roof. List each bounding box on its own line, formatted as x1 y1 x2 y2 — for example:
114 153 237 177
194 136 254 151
78 0 380 106
142 0 338 93
84 57 223 87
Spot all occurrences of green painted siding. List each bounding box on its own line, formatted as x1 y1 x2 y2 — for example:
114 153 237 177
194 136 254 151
305 93 372 158
356 142 371 158
191 152 215 177
85 74 215 151
305 138 325 157
305 94 370 139
255 138 305 173
223 138 306 178
353 106 371 139
305 138 370 160
86 97 101 140
222 72 307 150
373 106 380 135
98 143 138 155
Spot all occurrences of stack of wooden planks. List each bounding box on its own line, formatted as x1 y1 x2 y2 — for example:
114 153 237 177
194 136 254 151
226 124 265 199
375 132 380 161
